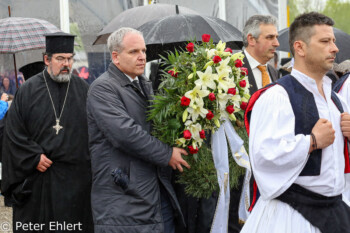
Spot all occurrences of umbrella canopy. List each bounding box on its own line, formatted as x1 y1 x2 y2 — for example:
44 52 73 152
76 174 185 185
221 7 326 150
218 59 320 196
93 4 199 45
277 27 350 63
138 14 243 61
0 17 61 54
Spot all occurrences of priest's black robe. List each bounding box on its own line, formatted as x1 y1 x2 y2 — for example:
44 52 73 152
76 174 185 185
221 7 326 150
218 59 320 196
1 69 93 233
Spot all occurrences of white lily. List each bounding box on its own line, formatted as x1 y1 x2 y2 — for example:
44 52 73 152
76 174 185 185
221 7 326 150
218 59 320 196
188 123 202 141
217 92 231 110
216 41 226 51
187 103 209 122
231 51 245 61
185 85 210 105
231 94 241 103
216 57 232 75
206 48 216 60
217 70 234 92
195 66 218 90
175 138 187 147
184 121 204 148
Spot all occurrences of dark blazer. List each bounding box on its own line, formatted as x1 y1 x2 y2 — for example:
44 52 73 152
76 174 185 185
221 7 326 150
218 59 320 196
243 52 279 94
87 63 184 232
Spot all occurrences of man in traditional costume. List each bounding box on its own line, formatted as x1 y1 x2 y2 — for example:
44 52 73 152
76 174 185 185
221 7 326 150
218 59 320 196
87 28 188 233
241 12 350 233
222 15 281 233
333 56 350 203
1 32 93 232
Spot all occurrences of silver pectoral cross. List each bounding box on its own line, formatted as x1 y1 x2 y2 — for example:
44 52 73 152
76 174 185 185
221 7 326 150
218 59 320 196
53 119 63 135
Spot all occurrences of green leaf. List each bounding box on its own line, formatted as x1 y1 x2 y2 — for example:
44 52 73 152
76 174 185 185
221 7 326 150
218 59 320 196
168 118 182 130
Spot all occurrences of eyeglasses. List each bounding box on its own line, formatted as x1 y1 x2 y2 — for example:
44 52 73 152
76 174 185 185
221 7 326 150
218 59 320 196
53 56 74 64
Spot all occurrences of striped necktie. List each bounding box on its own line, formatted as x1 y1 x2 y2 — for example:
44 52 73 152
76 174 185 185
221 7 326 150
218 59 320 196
257 65 270 87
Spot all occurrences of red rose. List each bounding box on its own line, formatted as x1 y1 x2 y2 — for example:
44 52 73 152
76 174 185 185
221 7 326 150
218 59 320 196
199 130 206 139
186 42 194 53
206 110 214 120
224 47 233 53
213 56 222 64
226 105 234 114
208 92 216 101
168 70 178 78
202 34 211 43
240 102 248 110
227 88 236 95
181 96 191 106
188 145 199 154
240 67 248 76
239 80 247 87
183 130 192 139
235 59 243 68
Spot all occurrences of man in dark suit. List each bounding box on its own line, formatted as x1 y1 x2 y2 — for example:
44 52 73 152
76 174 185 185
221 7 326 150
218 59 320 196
242 15 280 94
228 15 280 233
87 27 189 233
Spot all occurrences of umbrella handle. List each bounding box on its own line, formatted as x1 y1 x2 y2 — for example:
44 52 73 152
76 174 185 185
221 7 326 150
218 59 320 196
13 54 19 89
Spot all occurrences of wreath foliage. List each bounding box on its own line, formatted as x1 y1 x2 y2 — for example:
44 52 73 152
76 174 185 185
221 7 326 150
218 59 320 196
148 35 250 198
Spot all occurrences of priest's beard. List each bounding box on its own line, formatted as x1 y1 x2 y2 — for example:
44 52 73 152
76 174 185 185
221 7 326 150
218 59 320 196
49 66 72 83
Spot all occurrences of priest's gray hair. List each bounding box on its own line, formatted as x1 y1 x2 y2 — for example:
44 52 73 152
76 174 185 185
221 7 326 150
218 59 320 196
242 15 277 47
107 27 143 56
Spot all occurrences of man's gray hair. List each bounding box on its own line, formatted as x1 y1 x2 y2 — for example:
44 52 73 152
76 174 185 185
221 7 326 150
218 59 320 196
107 27 143 56
242 15 278 47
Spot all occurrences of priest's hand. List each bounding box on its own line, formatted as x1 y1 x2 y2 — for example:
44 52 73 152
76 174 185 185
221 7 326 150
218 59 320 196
310 118 335 152
168 147 190 172
341 112 350 138
36 154 53 172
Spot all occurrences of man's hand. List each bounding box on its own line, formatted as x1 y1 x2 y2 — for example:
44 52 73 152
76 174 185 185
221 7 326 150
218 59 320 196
341 112 350 138
36 154 53 172
168 147 190 172
311 118 335 152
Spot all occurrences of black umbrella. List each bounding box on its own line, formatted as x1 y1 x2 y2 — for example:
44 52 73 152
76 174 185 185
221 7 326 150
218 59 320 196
93 4 198 45
137 14 243 61
277 27 350 63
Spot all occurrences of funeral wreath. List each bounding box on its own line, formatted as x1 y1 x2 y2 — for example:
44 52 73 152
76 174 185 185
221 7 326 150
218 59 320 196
148 34 250 198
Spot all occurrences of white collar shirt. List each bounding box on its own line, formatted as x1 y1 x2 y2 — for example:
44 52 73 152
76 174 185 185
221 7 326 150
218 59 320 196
125 74 139 83
244 49 272 89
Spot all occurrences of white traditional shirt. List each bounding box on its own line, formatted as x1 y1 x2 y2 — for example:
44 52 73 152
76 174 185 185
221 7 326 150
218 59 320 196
244 49 272 89
338 74 350 103
241 68 349 233
335 73 350 201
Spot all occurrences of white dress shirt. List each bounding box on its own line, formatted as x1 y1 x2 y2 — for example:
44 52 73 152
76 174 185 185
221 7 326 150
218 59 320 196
244 49 272 89
125 74 139 83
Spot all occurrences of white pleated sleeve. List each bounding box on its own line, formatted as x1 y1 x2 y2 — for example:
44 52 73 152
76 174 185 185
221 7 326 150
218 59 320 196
249 85 311 200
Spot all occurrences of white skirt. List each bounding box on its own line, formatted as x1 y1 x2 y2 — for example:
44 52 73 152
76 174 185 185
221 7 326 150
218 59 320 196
344 173 350 202
240 198 320 233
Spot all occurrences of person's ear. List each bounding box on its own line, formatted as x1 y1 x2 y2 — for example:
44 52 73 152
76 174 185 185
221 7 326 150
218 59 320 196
247 34 257 46
44 55 50 66
112 51 119 65
294 40 306 57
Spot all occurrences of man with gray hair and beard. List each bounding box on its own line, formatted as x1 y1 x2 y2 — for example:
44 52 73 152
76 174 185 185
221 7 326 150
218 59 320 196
1 32 94 232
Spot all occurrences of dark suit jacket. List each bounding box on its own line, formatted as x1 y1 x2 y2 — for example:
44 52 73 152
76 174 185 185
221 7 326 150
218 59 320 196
242 52 279 95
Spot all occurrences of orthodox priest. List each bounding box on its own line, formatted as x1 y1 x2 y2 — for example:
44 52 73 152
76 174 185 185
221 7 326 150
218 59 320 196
1 32 93 232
